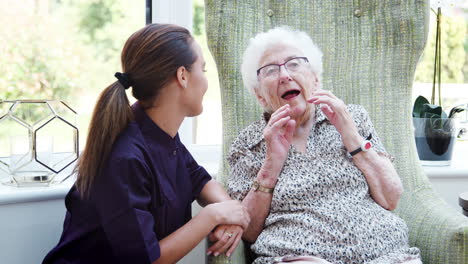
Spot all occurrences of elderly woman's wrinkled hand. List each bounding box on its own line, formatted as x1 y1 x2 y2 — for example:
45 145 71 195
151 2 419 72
207 224 243 257
308 90 363 151
308 90 358 136
263 104 296 171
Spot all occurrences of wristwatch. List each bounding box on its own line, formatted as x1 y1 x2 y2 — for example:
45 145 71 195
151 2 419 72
349 134 373 156
251 180 274 193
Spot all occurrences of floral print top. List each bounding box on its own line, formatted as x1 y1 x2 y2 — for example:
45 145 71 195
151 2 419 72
226 104 420 264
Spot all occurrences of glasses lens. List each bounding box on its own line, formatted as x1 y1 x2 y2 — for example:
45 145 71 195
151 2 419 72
285 58 305 72
260 65 280 78
258 57 308 79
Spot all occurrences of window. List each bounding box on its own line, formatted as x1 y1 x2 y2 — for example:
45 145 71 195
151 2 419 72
150 0 222 147
0 0 146 150
413 4 468 139
191 0 222 145
147 0 221 169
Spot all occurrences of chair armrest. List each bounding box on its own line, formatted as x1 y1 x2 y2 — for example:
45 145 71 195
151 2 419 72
396 187 468 264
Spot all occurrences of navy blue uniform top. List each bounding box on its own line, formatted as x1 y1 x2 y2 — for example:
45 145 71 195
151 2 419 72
42 102 212 264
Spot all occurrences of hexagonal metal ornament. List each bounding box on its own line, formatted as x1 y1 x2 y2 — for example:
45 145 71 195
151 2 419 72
0 100 79 186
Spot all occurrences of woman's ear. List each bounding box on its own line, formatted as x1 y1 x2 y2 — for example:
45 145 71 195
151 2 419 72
255 88 268 109
176 66 188 89
256 95 267 108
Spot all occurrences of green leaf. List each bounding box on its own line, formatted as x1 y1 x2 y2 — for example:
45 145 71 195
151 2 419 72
422 112 439 119
448 106 466 118
413 96 430 117
421 103 442 117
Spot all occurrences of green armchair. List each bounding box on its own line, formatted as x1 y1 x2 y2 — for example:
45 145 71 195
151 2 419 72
204 0 468 263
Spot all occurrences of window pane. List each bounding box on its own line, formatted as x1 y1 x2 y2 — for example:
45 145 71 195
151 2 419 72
0 0 145 150
192 0 222 145
413 5 468 136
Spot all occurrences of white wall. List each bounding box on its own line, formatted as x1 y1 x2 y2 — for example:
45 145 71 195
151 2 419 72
0 199 66 264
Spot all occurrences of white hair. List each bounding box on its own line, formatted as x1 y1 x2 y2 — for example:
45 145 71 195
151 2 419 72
241 26 323 95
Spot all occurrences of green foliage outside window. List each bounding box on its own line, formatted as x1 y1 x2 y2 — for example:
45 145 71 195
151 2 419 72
193 0 205 37
414 15 467 83
0 0 143 102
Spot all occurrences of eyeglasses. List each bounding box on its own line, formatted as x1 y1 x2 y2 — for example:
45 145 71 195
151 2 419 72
256 57 309 79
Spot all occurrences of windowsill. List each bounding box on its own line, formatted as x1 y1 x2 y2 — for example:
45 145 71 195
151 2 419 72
0 170 75 206
0 145 223 206
422 140 468 179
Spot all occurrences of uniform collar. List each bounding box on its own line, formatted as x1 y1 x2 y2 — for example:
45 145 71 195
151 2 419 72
131 102 179 148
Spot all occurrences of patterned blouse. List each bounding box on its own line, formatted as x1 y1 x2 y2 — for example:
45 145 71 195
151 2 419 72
226 105 420 264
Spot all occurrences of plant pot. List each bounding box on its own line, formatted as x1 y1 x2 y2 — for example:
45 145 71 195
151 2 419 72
413 117 457 166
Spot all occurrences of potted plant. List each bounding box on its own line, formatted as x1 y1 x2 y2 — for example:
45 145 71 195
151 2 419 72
412 5 466 166
413 96 465 166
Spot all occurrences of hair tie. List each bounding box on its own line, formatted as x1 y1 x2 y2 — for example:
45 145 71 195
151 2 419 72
114 72 133 89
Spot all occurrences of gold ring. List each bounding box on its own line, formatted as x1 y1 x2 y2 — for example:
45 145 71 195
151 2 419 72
226 232 233 238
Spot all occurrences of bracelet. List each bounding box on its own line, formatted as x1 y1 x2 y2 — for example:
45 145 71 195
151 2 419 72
251 180 274 193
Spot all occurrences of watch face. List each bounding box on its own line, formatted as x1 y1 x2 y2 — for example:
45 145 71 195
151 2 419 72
364 141 372 150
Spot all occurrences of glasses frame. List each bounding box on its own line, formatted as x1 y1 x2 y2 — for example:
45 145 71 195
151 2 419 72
256 56 309 78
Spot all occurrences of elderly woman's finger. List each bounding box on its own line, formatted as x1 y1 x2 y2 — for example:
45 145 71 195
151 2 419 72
217 225 243 257
226 232 242 257
269 109 290 126
207 237 227 255
273 103 290 113
268 116 291 132
208 231 236 256
214 231 238 256
308 96 343 111
268 105 291 125
311 89 337 99
208 226 225 242
320 104 335 118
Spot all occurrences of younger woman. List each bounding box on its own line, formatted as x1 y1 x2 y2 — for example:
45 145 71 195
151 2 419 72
42 23 249 264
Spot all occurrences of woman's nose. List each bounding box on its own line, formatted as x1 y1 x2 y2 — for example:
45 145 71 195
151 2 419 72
278 66 292 83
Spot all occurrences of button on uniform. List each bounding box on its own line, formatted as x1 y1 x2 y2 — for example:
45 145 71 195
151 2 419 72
173 150 177 155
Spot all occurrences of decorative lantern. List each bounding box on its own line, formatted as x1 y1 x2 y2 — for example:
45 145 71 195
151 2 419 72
0 100 79 186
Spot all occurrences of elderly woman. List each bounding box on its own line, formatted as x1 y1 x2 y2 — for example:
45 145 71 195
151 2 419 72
225 27 421 264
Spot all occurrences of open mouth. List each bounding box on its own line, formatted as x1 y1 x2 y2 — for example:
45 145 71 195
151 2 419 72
281 89 301 100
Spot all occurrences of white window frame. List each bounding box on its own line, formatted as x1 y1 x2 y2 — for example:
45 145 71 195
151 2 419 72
151 0 221 174
151 0 193 145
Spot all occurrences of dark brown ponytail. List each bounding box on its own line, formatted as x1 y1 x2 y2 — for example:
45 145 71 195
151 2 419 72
75 24 197 197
